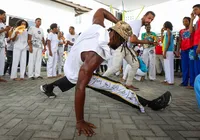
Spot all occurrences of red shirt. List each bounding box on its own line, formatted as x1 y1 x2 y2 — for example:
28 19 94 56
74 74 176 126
179 28 193 50
155 40 163 55
194 19 200 46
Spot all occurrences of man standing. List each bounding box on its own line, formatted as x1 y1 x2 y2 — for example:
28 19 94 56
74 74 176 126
189 4 200 88
0 9 11 82
141 24 157 80
103 11 156 90
65 26 78 52
155 37 164 75
46 23 59 78
40 8 171 137
28 18 46 80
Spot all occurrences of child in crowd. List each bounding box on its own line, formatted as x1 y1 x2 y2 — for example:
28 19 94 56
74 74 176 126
161 21 174 85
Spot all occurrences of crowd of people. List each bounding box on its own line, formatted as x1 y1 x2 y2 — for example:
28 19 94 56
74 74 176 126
0 4 200 137
0 11 79 82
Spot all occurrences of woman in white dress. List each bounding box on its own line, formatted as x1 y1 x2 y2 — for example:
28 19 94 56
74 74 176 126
10 20 28 81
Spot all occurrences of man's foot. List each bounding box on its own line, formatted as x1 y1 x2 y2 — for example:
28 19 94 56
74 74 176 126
125 85 140 91
20 78 25 81
120 78 125 83
186 86 194 90
166 82 174 85
36 76 43 79
148 91 172 111
13 78 21 81
30 77 35 80
40 84 57 98
0 78 7 82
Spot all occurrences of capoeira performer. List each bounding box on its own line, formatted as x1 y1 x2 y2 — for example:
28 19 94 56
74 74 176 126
141 24 157 81
28 18 46 80
40 8 172 137
122 47 148 82
103 11 156 91
0 9 11 82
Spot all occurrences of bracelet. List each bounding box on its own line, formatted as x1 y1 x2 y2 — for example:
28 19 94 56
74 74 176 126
76 119 84 124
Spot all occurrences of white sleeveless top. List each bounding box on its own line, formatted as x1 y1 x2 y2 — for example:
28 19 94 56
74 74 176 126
64 24 111 84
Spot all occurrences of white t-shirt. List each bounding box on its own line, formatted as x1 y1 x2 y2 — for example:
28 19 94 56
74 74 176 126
66 33 78 52
28 26 44 48
47 32 58 53
0 22 6 48
127 20 142 47
128 20 142 37
64 24 110 84
11 30 28 50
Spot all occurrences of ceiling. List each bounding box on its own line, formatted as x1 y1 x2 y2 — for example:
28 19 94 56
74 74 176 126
94 0 179 11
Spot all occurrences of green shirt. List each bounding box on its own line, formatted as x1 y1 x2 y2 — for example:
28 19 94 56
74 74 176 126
141 31 157 48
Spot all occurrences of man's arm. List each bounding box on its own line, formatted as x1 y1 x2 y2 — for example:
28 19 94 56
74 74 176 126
93 8 119 27
130 34 152 44
42 37 46 51
47 40 52 56
75 51 103 136
196 40 200 54
177 32 182 56
189 12 196 33
0 26 11 34
28 34 33 53
163 29 171 58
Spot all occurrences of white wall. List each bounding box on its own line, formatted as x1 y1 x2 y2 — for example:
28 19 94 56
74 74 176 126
74 0 119 33
0 0 76 36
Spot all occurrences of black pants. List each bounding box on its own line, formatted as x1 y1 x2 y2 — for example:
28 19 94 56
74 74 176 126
48 74 150 109
4 50 13 75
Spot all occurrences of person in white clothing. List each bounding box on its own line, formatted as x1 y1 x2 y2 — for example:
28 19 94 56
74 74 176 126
40 8 172 137
0 9 11 82
65 26 78 52
141 24 157 81
28 18 46 80
57 31 65 76
11 20 28 81
47 23 59 78
122 48 148 82
103 11 156 91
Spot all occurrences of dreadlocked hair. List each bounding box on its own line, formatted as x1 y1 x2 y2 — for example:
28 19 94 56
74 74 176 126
121 42 137 62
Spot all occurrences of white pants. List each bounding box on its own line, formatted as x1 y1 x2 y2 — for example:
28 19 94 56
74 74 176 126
28 47 42 78
47 51 58 77
103 46 139 85
11 48 27 79
57 47 64 75
156 55 164 74
0 48 5 76
164 52 174 84
141 47 156 80
88 74 144 112
123 64 146 81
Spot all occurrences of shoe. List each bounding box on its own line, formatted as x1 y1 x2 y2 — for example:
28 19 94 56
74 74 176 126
40 84 57 98
148 91 172 111
186 86 194 90
30 77 35 80
36 76 43 79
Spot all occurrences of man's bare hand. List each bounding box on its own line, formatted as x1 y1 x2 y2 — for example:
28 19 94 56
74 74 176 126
5 26 11 32
49 50 53 56
29 46 33 53
191 12 196 20
196 46 200 54
76 120 96 137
